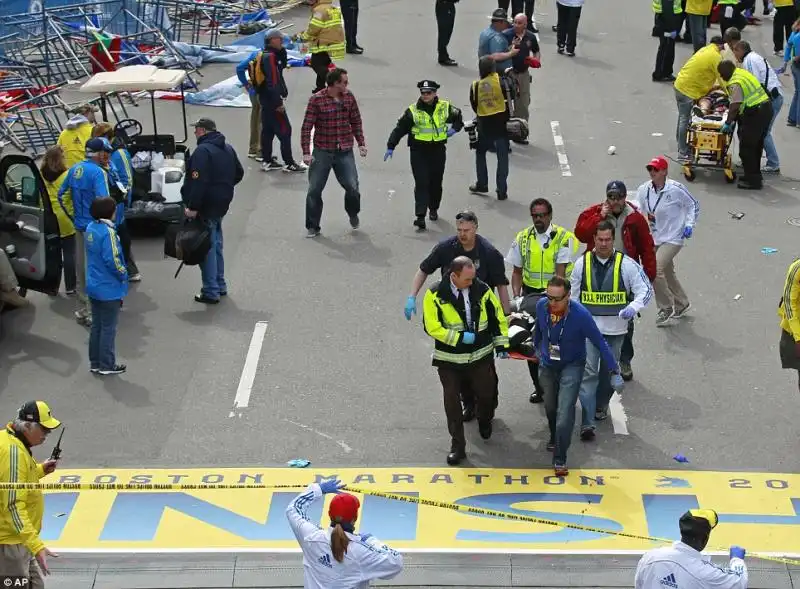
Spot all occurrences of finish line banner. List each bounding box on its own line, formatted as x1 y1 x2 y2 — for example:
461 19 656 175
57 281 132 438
40 468 800 553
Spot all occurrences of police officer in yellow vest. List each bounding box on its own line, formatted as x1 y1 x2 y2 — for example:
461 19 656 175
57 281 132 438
653 0 683 82
422 256 509 466
385 80 464 230
717 60 773 189
505 197 579 403
300 0 346 93
469 56 511 201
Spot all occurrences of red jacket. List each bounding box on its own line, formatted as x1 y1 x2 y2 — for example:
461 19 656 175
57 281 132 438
574 202 657 281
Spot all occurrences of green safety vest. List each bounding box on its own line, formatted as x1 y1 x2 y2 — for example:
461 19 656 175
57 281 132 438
409 100 450 142
515 223 578 290
652 0 682 13
579 251 629 316
728 68 770 111
717 0 737 5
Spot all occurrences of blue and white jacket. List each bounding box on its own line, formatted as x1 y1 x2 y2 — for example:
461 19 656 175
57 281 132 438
85 219 128 301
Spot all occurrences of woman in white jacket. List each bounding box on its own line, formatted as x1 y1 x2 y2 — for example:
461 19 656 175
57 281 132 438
285 478 404 589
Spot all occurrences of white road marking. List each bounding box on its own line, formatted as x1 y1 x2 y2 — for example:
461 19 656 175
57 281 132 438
229 321 268 418
609 392 629 435
550 121 572 177
283 418 353 453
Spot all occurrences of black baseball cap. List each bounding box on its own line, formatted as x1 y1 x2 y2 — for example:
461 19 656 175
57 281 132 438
191 118 216 132
490 8 509 21
606 180 627 196
18 401 61 429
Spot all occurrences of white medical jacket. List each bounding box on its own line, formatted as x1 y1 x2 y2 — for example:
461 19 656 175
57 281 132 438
635 541 748 589
286 483 404 589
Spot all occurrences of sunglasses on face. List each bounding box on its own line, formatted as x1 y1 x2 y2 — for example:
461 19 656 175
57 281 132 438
547 294 567 301
456 212 477 223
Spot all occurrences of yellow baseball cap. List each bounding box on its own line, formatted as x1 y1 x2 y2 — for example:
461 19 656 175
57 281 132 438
18 401 61 430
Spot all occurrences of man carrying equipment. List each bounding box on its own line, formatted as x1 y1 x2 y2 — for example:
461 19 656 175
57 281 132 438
385 80 463 230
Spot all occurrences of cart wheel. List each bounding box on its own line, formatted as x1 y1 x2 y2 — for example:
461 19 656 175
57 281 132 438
683 167 696 182
18 288 27 298
724 169 737 183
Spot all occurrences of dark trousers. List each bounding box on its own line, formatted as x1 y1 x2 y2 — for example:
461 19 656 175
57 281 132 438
620 319 635 364
499 0 535 25
341 0 359 48
116 222 139 275
436 0 456 61
556 2 582 52
719 4 741 37
774 5 797 52
260 101 295 165
305 148 361 231
89 298 121 370
309 52 331 92
653 12 677 79
410 146 446 218
438 359 496 453
60 233 77 292
528 360 542 392
738 101 773 186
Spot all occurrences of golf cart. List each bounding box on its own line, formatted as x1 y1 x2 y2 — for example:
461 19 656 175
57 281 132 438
0 140 63 299
77 65 191 224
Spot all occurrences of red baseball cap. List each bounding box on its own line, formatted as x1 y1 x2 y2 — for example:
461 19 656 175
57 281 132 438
329 493 360 523
646 156 668 171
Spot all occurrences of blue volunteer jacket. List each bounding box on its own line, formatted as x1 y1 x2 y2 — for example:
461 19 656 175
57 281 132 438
110 147 133 226
85 219 128 301
58 160 110 232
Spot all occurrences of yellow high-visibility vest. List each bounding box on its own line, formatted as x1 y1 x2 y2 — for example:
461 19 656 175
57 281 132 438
514 223 579 290
410 100 450 142
579 251 629 316
473 73 505 117
653 0 682 14
728 68 770 111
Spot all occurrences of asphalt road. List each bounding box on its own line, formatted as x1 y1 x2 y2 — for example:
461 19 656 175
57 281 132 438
2 0 800 475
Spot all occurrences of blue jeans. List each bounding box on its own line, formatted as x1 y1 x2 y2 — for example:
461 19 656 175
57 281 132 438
675 88 694 158
764 93 784 168
305 148 361 232
540 362 585 466
475 135 509 195
789 64 800 126
686 14 707 53
578 334 625 430
89 298 121 370
200 218 226 300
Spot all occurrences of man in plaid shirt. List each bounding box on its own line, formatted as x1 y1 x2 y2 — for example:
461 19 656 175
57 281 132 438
301 67 368 238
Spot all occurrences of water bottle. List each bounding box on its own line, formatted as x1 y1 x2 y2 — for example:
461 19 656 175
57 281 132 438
387 189 395 201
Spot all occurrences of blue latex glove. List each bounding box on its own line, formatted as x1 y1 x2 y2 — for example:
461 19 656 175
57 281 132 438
618 305 636 321
360 533 373 542
683 226 693 238
246 85 255 96
384 149 393 161
446 127 457 138
462 332 476 344
730 546 746 559
610 372 625 391
776 64 786 75
496 350 509 359
721 122 732 134
319 479 345 494
404 295 416 320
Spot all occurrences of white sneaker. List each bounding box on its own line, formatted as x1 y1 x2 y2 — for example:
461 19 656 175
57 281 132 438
283 162 308 172
261 161 282 172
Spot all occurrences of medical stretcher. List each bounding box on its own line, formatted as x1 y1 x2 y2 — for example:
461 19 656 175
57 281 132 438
682 108 737 184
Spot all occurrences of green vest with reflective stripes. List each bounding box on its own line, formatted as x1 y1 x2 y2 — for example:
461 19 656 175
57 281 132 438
409 100 450 143
729 68 770 110
515 223 578 290
579 251 629 316
652 0 682 13
422 280 509 367
717 0 737 4
309 6 345 60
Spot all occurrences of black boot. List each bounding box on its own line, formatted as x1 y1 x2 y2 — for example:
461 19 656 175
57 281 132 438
413 217 426 231
447 448 466 465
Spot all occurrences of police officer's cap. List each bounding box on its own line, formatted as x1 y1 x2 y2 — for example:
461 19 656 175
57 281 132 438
418 80 440 92
679 509 718 538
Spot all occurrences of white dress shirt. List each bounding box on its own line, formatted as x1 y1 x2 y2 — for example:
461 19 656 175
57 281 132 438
570 251 654 336
634 179 700 247
505 224 575 268
450 277 472 327
742 51 783 96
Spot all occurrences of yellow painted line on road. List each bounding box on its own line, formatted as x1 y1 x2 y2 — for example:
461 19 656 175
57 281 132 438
32 468 800 558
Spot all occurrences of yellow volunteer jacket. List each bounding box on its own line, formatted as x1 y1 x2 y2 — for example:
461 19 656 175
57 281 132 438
43 171 75 238
674 43 723 100
0 425 47 555
57 123 94 170
779 259 800 341
774 0 794 7
685 0 713 15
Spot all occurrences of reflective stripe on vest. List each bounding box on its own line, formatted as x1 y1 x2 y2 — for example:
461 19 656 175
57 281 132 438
309 7 345 59
473 73 506 117
729 68 770 110
652 0 682 13
410 100 450 142
517 224 574 290
579 251 628 316
717 0 737 4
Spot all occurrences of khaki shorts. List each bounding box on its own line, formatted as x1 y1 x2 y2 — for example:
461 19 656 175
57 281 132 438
0 545 44 589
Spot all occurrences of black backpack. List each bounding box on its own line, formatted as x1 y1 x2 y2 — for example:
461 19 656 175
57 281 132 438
164 217 211 277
